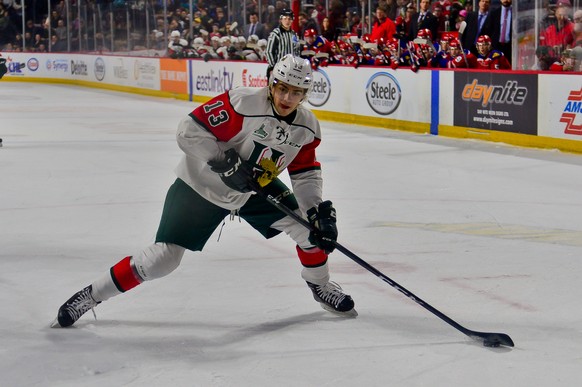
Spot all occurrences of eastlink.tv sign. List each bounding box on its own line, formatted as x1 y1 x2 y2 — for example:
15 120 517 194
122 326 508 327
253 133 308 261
365 72 401 115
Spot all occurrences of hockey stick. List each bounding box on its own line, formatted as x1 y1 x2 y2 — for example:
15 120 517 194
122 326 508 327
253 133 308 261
258 190 515 348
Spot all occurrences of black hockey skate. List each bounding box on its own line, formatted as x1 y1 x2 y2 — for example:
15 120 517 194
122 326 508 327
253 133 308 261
51 285 100 328
307 281 357 317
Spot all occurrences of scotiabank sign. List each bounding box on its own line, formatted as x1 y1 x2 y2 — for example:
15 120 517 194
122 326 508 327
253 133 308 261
242 68 268 87
454 72 538 135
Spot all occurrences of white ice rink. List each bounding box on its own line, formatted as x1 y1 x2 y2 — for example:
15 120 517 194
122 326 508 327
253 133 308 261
1 82 582 386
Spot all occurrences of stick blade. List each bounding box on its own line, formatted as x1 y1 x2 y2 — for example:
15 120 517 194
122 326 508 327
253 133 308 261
477 332 514 348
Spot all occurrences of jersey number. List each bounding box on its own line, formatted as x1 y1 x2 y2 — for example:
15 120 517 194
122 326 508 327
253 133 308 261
203 101 229 127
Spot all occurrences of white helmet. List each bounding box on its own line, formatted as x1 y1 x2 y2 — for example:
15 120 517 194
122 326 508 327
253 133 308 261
269 54 313 93
192 37 204 49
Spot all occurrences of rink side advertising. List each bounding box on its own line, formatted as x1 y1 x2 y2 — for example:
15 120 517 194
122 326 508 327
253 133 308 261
2 52 581 153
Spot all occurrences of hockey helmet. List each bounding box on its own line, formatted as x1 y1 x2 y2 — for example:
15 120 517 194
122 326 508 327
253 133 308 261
304 28 317 39
448 39 461 49
476 35 491 55
269 54 313 98
417 28 432 40
477 35 492 45
193 37 205 49
280 8 294 19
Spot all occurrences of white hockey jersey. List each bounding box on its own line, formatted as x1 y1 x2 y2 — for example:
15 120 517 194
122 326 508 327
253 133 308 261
175 86 323 214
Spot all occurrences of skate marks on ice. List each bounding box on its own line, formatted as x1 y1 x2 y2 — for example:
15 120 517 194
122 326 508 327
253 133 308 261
374 221 582 247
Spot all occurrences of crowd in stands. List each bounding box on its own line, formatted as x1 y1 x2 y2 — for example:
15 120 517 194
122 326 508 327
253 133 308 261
1 0 582 72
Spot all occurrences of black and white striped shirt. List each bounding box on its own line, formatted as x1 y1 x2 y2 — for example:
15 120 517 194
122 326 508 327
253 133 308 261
266 24 299 67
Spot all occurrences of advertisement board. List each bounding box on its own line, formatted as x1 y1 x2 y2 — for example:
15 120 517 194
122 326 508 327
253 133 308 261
538 75 582 141
2 53 161 91
160 58 188 94
453 71 538 135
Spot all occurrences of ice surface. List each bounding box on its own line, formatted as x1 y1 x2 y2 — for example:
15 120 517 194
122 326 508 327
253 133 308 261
1 83 582 386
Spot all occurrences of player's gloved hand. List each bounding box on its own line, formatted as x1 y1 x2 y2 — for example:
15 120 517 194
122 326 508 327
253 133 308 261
307 200 338 254
208 148 258 193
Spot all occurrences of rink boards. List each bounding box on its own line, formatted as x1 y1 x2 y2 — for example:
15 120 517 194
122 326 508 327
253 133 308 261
2 52 581 153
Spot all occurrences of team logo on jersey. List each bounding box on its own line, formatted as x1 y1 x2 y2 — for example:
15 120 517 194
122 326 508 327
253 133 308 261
253 124 269 139
275 126 288 143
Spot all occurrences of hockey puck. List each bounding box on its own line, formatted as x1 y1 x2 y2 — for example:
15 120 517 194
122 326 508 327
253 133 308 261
483 334 502 347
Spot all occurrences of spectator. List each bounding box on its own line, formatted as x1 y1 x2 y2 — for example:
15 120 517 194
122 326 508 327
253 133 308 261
395 0 409 18
431 4 448 38
370 6 396 43
482 0 512 63
573 9 582 46
461 0 491 56
549 47 575 70
410 0 439 42
298 11 320 38
54 18 68 41
540 0 558 33
321 17 337 42
214 7 227 29
0 4 17 46
402 3 417 43
49 34 67 52
533 45 559 70
266 8 299 77
262 5 278 32
456 10 468 31
32 33 46 51
540 4 574 54
244 11 266 40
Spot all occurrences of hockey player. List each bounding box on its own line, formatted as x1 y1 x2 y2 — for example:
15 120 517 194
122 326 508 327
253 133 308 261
475 35 511 70
51 55 356 328
167 30 190 59
0 54 7 79
447 38 477 68
191 37 219 62
432 33 452 68
300 28 331 69
256 39 269 61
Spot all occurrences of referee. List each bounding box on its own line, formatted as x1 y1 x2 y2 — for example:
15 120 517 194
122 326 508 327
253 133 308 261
266 8 299 78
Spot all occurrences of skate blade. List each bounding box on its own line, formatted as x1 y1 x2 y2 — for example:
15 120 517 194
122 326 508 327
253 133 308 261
319 303 358 318
50 318 63 328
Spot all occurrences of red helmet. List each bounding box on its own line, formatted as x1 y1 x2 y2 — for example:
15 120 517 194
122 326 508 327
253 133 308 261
440 33 452 42
448 39 461 49
362 33 371 43
476 35 491 56
387 37 399 51
304 28 317 39
338 40 350 51
477 35 492 45
417 28 432 40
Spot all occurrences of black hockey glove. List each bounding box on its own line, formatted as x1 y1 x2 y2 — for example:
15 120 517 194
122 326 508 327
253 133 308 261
208 148 259 193
307 200 338 254
0 57 7 80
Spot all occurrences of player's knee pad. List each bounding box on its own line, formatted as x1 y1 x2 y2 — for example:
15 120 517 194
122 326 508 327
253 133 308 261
132 243 185 281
